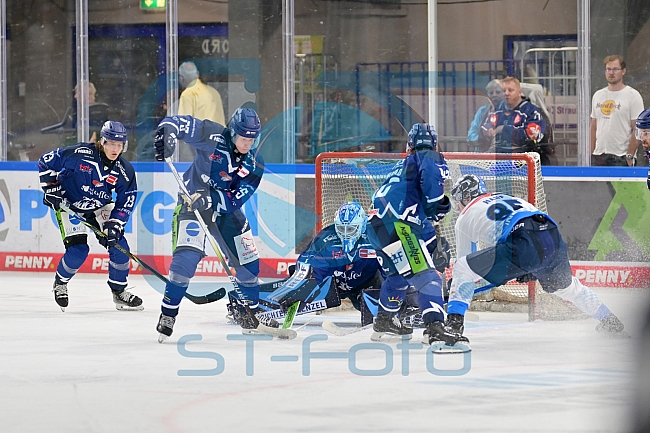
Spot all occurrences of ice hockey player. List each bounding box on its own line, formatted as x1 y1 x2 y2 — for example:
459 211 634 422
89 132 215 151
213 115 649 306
445 174 628 342
38 121 142 312
635 107 650 190
153 108 276 341
365 122 455 343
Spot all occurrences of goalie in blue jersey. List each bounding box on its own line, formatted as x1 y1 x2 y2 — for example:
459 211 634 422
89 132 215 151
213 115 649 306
445 174 628 343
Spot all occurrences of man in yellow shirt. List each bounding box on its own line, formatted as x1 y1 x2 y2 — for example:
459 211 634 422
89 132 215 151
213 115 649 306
177 61 226 160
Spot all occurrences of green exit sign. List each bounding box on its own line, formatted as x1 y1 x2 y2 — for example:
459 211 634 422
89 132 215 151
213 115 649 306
140 0 166 10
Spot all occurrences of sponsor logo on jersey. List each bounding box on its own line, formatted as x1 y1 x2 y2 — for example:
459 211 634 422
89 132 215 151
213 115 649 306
367 209 378 217
219 171 232 181
237 167 250 177
74 148 93 155
514 114 521 124
116 163 130 182
106 175 117 185
209 153 222 163
81 185 111 201
78 163 92 173
331 250 344 259
359 248 376 258
92 180 104 187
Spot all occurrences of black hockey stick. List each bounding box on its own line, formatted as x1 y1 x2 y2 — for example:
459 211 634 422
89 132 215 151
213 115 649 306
58 203 225 305
164 157 296 339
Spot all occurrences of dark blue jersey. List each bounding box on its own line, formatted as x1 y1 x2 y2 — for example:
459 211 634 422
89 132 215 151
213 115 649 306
157 115 263 213
486 99 547 152
297 225 381 292
371 148 449 224
38 142 137 224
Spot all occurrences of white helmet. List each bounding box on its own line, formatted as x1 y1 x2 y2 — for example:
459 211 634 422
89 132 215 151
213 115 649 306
334 201 367 254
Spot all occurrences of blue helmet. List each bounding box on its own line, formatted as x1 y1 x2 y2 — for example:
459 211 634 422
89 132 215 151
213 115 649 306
635 108 650 140
407 123 437 152
334 202 367 254
228 108 261 140
100 121 128 151
450 174 487 210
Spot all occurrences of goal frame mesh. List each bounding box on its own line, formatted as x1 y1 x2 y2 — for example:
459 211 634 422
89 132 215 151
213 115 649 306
314 151 571 322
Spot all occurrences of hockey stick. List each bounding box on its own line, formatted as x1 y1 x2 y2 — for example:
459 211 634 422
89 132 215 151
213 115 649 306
58 203 226 305
164 157 296 339
322 320 374 337
282 301 300 329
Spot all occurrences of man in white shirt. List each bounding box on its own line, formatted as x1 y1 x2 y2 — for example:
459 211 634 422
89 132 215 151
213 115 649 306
590 55 645 166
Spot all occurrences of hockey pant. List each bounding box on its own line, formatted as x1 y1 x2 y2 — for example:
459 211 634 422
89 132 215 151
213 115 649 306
368 216 446 324
54 205 130 291
162 205 261 317
447 216 610 319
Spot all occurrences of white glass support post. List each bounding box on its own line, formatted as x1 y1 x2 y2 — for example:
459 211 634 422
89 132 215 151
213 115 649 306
0 0 6 160
75 0 89 143
166 0 179 161
282 0 295 164
427 0 438 128
577 0 591 166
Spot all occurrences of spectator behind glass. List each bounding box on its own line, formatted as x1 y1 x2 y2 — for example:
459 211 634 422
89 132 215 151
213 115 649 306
590 55 645 167
177 61 226 161
467 79 504 152
483 76 546 156
72 82 109 144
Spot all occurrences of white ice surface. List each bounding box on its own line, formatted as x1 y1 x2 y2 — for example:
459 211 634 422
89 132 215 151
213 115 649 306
3 272 648 433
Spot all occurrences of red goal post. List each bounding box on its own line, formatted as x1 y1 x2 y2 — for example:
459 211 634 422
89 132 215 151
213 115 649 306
314 151 580 321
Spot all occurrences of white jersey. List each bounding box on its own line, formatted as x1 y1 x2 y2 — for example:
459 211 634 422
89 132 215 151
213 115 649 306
454 193 547 258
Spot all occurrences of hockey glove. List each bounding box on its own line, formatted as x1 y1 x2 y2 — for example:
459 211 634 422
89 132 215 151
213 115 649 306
99 219 124 249
43 183 66 211
516 273 537 283
433 236 451 273
428 196 451 222
182 191 212 212
153 125 178 161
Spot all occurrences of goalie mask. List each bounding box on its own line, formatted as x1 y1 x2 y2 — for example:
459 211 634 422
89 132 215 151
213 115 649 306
334 201 367 254
635 107 650 142
450 174 487 211
406 123 437 152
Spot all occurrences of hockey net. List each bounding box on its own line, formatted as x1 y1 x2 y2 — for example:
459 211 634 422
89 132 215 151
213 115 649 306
315 151 585 321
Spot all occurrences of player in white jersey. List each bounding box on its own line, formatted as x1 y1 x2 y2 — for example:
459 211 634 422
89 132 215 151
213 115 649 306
444 174 627 342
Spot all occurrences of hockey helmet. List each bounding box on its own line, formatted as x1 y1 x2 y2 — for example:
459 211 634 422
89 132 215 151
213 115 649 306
406 123 437 152
450 174 487 211
229 108 261 140
100 121 128 152
635 107 650 140
334 201 367 254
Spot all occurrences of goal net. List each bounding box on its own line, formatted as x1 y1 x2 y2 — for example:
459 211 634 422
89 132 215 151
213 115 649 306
315 151 585 321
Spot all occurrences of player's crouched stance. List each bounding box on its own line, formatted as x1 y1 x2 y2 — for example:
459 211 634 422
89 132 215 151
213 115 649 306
38 121 142 312
445 174 628 341
152 109 285 342
366 123 464 346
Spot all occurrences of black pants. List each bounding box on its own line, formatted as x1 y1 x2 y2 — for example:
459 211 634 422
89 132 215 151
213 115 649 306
591 153 628 167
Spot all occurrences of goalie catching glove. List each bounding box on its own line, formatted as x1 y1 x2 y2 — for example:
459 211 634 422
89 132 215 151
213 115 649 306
98 219 124 249
153 125 178 161
43 183 66 211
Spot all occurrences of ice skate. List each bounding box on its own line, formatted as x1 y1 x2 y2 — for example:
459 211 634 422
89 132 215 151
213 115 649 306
52 280 68 312
445 313 466 336
596 314 629 338
157 314 176 343
371 312 413 341
422 322 469 346
112 289 144 311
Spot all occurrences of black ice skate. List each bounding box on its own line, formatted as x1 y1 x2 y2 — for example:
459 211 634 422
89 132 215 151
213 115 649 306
424 321 470 346
371 312 413 341
52 280 68 312
156 314 176 343
445 313 466 336
596 314 629 338
112 289 144 311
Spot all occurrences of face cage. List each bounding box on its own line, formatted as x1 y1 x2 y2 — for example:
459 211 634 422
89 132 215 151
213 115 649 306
101 137 128 153
635 128 650 141
335 224 361 253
